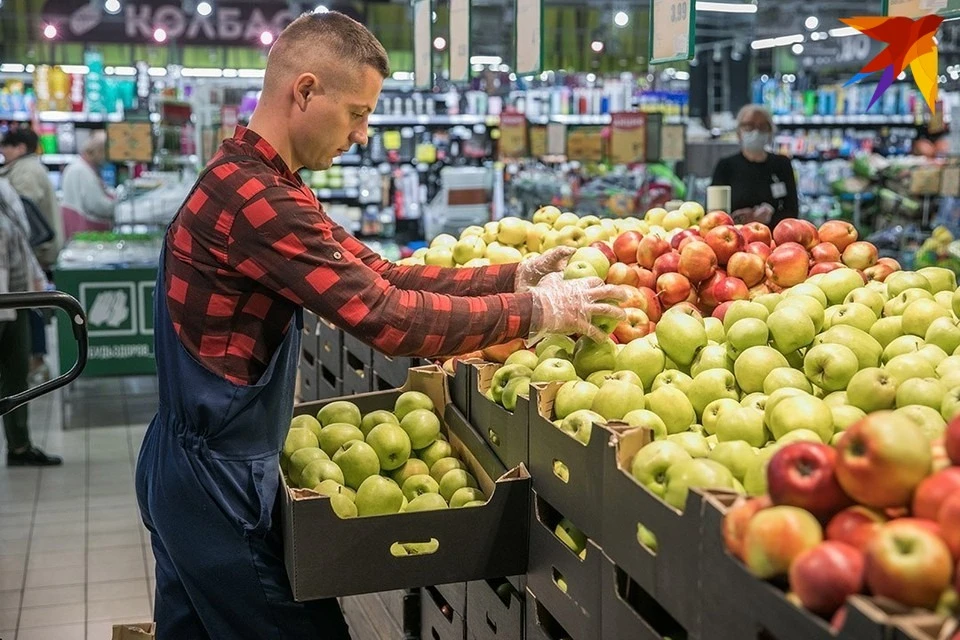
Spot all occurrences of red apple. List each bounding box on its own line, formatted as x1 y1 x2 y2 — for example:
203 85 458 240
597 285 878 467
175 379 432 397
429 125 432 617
818 220 858 252
938 492 960 559
789 541 865 617
745 241 772 260
714 276 749 303
590 241 617 265
841 241 879 270
743 505 824 579
726 252 766 287
767 443 853 522
741 222 773 246
656 272 692 307
809 261 846 276
653 251 681 280
698 269 726 309
699 210 735 235
723 495 772 561
886 517 943 540
605 262 641 287
913 468 960 521
865 520 953 608
862 264 895 283
613 231 643 264
876 257 901 271
827 506 887 553
712 301 734 322
766 242 810 288
704 225 745 266
678 241 718 284
621 286 662 323
947 416 960 466
634 266 656 290
811 242 842 263
637 235 671 270
669 301 703 319
613 307 653 342
670 229 701 250
774 218 819 250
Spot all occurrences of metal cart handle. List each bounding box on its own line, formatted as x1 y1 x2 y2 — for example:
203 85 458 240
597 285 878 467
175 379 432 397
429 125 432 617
0 291 87 417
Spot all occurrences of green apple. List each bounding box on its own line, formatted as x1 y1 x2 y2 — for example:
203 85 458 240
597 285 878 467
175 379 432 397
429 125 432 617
656 311 708 367
400 409 441 450
740 393 768 412
645 386 696 434
886 271 933 297
438 469 479 502
537 345 570 363
870 316 905 349
742 446 779 496
726 318 770 360
941 370 960 390
630 440 692 497
918 344 949 369
622 410 669 440
405 493 449 512
884 288 935 317
355 475 404 516
592 379 646 421
666 432 711 458
897 377 946 410
430 455 467 483
823 391 848 408
554 381 600 419
786 282 829 307
954 288 960 319
882 335 925 362
925 317 960 355
844 288 886 317
704 317 725 343
615 339 666 390
942 387 960 421
390 458 430 487
327 494 358 518
449 487 485 508
691 345 734 377
300 458 345 489
722 301 771 332
776 296 825 333
763 367 813 395
652 370 693 394
572 336 618 378
501 377 531 411
817 268 865 306
282 428 319 467
560 409 604 444
754 293 784 314
865 280 890 299
902 298 951 338
663 458 737 510
938 356 960 378
815 325 883 370
919 266 958 293
416 440 453 471
452 235 487 264
487 245 523 264
532 358 579 383
777 429 824 446
536 334 576 358
360 410 400 438
313 479 354 500
832 405 866 433
763 388 808 424
885 353 937 384
825 302 878 333
637 524 658 552
554 518 587 555
491 364 534 403
767 395 833 443
585 370 613 387
430 233 458 249
319 423 365 458
333 440 381 489
893 405 946 442
688 369 740 419
708 440 758 482
563 259 599 280
401 474 440 501
803 344 860 392
288 448 328 487
290 414 323 442
846 368 898 413
767 306 816 354
715 407 767 447
607 370 644 388
505 349 540 371
570 246 611 280
395 391 435 422
734 346 790 394
318 401 362 428
366 423 412 471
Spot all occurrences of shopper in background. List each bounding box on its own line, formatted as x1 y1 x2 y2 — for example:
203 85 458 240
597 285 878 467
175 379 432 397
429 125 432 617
711 104 799 228
135 11 627 640
60 131 116 241
0 176 62 466
0 128 61 386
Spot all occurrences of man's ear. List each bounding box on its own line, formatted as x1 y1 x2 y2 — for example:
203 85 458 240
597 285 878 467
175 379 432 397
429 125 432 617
293 73 321 111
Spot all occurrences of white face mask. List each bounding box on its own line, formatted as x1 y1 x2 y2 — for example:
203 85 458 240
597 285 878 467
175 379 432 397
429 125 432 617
741 129 769 153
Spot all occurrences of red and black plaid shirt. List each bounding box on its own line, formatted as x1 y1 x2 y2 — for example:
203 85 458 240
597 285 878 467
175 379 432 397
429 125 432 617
164 127 533 385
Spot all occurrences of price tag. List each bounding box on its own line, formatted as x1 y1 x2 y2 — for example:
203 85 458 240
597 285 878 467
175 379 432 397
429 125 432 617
610 113 647 165
106 122 154 163
515 0 543 75
650 0 695 64
414 0 432 90
529 126 547 158
499 112 528 159
449 0 471 83
660 123 686 162
884 0 952 17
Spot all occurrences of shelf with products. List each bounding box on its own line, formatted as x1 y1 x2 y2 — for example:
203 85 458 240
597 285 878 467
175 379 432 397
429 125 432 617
772 114 922 126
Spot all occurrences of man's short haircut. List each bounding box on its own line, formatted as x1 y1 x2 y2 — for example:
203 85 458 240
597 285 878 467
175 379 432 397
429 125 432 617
736 104 775 133
0 127 39 152
266 11 390 92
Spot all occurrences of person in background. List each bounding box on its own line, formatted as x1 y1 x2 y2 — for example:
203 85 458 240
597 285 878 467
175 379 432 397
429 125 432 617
0 128 61 385
60 131 116 241
711 105 799 228
0 176 62 466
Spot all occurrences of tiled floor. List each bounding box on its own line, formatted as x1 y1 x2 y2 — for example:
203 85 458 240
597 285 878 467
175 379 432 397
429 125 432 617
1 327 158 640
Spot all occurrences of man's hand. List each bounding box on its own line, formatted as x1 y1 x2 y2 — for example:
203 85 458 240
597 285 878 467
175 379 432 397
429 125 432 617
515 246 576 292
529 273 631 343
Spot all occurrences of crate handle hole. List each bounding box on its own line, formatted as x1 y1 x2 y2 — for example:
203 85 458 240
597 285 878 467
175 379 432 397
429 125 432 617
488 429 501 447
636 523 658 555
551 567 569 595
389 538 440 557
486 613 498 633
552 459 570 484
431 629 440 640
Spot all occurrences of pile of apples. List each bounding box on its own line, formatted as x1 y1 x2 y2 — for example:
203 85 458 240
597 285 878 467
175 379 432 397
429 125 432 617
281 393 486 523
722 416 960 624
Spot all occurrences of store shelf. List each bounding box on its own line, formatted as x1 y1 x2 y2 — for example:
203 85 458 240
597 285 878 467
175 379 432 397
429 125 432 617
41 153 79 164
313 187 379 204
0 110 124 123
772 114 919 126
367 113 685 127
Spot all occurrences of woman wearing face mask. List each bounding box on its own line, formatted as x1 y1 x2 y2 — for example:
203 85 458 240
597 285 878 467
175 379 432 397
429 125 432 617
711 105 799 228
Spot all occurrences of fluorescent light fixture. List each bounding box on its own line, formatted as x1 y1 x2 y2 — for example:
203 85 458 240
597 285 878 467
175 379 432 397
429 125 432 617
470 55 501 65
614 10 629 26
0 63 25 73
696 1 757 13
147 67 167 77
675 70 691 80
111 66 136 76
828 26 858 37
751 34 803 49
181 67 223 77
60 64 89 74
223 68 238 77
391 71 413 80
238 68 265 78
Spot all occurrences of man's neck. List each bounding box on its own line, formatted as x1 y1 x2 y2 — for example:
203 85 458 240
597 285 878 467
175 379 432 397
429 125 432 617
742 149 768 163
247 106 300 172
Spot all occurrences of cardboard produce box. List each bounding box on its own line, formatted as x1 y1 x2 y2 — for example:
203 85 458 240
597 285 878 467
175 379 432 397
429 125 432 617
469 362 530 470
893 614 958 640
111 623 155 639
342 347 373 395
282 366 531 601
299 361 319 402
466 577 525 640
524 588 576 640
601 427 704 636
421 585 467 640
374 351 424 389
600 550 686 640
344 331 374 366
317 362 343 400
317 318 342 376
447 358 477 420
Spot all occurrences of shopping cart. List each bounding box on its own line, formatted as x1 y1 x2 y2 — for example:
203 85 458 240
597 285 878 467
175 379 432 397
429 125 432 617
0 291 87 418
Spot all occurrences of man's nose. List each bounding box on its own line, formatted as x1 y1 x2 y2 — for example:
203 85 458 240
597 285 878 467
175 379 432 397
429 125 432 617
350 129 368 146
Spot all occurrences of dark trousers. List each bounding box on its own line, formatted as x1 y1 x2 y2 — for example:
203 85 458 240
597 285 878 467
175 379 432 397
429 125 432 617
0 311 31 451
29 309 46 357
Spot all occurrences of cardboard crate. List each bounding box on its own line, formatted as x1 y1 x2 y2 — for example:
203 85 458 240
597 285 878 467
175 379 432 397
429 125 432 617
374 351 422 389
528 382 622 542
601 427 702 635
466 577 525 640
282 366 531 601
303 309 319 336
344 331 374 366
524 588 576 640
317 319 343 376
435 582 467 617
893 614 957 640
299 362 319 402
421 585 467 640
468 362 530 470
600 550 687 640
112 623 155 639
374 371 396 391
699 490 907 640
525 491 602 640
317 363 343 400
343 347 373 395
447 359 476 419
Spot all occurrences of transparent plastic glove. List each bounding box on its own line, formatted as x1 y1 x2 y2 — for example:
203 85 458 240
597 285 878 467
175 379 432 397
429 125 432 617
529 273 631 343
515 246 576 292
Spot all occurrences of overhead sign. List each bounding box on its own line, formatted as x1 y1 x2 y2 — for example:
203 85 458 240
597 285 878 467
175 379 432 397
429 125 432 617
515 0 543 75
414 0 432 90
650 0 696 64
449 0 471 83
883 0 960 18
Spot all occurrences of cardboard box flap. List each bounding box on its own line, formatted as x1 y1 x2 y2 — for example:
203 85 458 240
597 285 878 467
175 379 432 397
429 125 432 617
112 623 155 640
532 381 565 422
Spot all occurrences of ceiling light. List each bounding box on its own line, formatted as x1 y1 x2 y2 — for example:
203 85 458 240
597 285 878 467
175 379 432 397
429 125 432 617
804 16 818 30
104 0 121 14
314 4 328 13
260 31 273 45
591 40 604 53
43 24 57 39
433 36 446 50
197 1 212 15
586 72 596 82
153 27 167 42
470 55 501 65
828 26 858 37
696 1 758 14
792 43 804 54
614 11 629 27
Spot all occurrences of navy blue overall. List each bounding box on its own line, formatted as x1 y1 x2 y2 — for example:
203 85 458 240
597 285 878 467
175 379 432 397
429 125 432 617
135 163 351 639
